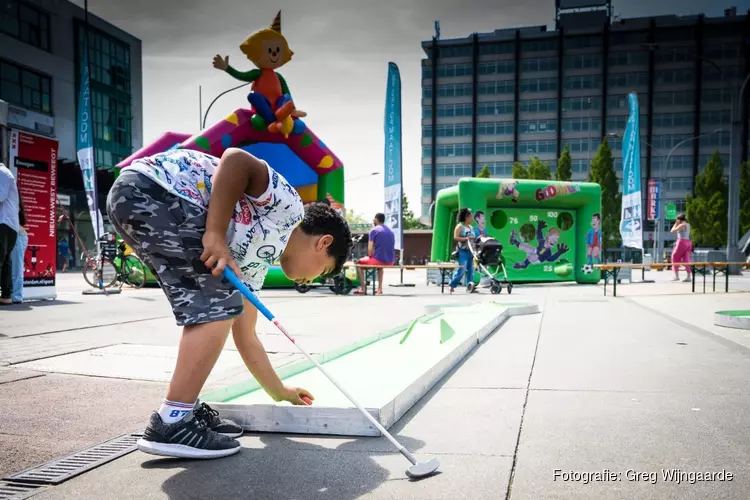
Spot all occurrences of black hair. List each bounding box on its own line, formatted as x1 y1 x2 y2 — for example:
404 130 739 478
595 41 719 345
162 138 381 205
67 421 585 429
592 213 601 220
319 198 331 206
456 207 472 223
18 196 26 227
374 213 385 224
300 202 352 278
474 210 484 220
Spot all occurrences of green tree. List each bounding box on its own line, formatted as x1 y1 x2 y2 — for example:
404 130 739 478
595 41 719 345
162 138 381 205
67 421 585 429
686 150 728 247
588 138 621 250
402 195 426 229
556 145 573 181
344 209 367 225
477 165 492 178
512 162 529 179
528 156 552 180
741 161 750 238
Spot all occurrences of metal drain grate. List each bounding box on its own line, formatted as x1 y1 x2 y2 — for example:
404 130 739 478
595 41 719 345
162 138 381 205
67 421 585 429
6 433 141 485
0 481 45 500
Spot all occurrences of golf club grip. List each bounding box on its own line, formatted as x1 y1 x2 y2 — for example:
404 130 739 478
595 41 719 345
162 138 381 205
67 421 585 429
222 268 275 321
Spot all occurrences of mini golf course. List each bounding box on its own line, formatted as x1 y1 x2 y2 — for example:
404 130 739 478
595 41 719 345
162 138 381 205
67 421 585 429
714 310 750 330
203 301 538 436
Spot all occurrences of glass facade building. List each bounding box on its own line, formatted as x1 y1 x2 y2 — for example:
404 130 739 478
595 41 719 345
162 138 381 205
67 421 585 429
421 6 750 243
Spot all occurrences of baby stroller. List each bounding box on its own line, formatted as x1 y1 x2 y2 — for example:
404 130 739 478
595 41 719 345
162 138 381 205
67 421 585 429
467 236 513 294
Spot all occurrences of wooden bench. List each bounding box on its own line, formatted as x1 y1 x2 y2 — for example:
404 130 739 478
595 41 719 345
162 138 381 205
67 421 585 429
595 262 750 297
343 263 462 295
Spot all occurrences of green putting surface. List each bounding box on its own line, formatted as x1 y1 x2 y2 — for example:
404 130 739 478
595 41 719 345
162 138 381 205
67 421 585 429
715 310 750 317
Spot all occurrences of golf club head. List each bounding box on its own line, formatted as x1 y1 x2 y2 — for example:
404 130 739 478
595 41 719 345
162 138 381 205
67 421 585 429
405 458 440 479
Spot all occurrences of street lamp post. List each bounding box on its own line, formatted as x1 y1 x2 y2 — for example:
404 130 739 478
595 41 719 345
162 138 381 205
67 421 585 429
345 172 380 184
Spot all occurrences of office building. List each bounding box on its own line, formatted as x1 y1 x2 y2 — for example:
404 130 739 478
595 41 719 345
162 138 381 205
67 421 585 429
421 0 749 247
0 0 142 252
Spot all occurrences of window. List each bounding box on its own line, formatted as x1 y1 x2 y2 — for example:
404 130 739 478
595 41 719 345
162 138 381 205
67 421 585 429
0 0 51 51
477 122 514 135
652 113 694 128
477 101 514 115
609 52 647 67
563 138 599 153
422 183 456 196
520 77 557 93
438 45 472 58
521 57 557 72
429 164 473 177
655 90 695 107
434 103 473 117
477 142 514 156
521 39 558 52
565 75 602 90
78 24 133 170
701 89 731 105
422 123 473 138
664 177 693 191
608 72 648 88
699 154 728 169
704 44 740 60
0 59 52 113
655 69 694 85
610 31 649 46
478 61 516 75
520 98 557 113
422 144 473 158
652 155 693 171
699 133 730 148
571 159 590 173
423 83 473 99
700 109 730 126
655 27 694 43
652 134 692 149
479 42 514 55
565 36 602 49
565 54 602 69
423 106 432 118
478 80 514 95
562 96 600 111
563 117 601 133
435 63 473 78
703 65 739 82
655 50 694 64
608 136 648 150
519 119 557 134
519 140 556 154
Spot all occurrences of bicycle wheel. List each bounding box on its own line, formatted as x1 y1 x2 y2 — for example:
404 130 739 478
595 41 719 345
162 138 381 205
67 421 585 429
122 255 146 288
83 258 118 289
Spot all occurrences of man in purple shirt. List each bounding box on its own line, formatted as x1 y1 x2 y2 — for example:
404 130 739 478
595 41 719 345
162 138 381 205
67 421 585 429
354 213 395 295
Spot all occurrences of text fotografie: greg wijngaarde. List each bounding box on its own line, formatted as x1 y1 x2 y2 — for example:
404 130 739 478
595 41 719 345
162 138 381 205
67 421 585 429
553 469 734 485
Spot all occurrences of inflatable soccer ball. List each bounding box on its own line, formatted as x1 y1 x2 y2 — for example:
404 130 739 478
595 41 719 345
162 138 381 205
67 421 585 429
582 264 594 275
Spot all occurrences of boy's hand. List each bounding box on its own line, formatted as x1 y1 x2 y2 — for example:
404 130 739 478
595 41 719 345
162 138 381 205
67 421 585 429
201 231 241 278
213 54 229 71
274 386 315 406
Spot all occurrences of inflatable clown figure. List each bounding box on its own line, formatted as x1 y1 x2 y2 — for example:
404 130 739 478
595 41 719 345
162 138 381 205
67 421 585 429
212 11 306 132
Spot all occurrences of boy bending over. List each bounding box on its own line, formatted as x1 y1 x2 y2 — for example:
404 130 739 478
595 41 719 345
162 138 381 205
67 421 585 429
107 148 351 459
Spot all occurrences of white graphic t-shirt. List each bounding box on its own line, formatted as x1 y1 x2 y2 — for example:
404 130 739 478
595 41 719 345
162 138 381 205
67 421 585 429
128 149 304 294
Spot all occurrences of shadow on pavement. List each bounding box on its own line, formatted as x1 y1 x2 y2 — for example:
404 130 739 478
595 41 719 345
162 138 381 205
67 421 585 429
141 434 428 500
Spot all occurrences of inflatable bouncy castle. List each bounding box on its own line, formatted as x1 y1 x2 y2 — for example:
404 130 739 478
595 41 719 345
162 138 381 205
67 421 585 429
115 11 345 287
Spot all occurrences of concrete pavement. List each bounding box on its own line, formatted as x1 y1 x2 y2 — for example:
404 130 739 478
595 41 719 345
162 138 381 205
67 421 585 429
1 270 750 499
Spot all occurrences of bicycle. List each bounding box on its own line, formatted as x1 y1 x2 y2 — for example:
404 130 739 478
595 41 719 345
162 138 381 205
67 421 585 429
82 235 147 290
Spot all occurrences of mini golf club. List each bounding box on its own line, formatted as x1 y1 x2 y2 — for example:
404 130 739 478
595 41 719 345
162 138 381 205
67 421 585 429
223 268 441 479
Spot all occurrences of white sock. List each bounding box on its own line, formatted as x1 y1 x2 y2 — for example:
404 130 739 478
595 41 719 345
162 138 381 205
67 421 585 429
158 399 196 424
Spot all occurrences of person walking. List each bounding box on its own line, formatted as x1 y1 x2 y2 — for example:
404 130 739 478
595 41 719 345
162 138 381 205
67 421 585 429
670 212 692 282
11 197 28 303
449 208 475 294
0 162 19 305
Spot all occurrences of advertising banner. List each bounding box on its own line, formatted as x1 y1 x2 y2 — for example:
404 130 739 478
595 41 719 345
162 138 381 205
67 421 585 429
619 92 643 250
9 130 58 300
384 62 403 252
647 178 660 221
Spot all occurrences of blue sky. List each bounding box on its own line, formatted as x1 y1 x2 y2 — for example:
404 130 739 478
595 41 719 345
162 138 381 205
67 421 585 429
78 0 750 217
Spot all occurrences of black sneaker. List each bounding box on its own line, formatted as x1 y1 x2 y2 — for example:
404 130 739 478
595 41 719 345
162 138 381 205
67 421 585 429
137 412 241 459
194 402 243 438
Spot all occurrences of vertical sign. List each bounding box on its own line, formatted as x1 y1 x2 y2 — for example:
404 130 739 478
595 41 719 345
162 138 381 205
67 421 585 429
384 62 403 252
619 92 643 250
9 130 58 300
76 40 105 240
647 178 660 221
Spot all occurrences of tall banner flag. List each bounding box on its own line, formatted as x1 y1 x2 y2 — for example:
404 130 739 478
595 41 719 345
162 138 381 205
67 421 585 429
384 62 403 253
9 131 59 300
619 92 643 249
76 44 105 240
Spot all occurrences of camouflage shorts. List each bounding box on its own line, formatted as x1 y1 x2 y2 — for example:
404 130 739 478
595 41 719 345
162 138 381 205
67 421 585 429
106 170 243 326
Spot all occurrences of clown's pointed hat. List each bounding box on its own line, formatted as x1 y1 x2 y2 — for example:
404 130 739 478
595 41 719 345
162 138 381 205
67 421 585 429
270 11 281 32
